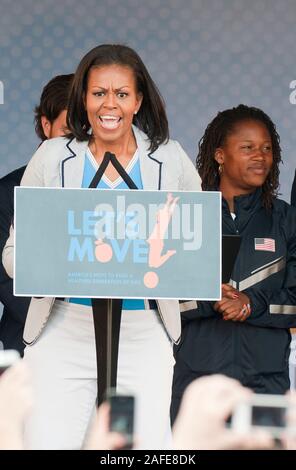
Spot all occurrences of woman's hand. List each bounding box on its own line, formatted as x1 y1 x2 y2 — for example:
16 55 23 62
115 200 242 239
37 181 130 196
214 290 251 322
221 283 239 299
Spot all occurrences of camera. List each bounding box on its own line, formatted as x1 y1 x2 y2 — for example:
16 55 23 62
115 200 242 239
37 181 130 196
107 389 135 448
0 349 20 376
231 393 289 438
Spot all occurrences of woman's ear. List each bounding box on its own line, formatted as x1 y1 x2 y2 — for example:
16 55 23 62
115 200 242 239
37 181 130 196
214 148 224 165
41 116 52 139
135 92 143 114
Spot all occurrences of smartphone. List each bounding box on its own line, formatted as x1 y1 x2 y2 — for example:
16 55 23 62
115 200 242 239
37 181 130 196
231 393 289 438
107 390 135 448
0 349 20 376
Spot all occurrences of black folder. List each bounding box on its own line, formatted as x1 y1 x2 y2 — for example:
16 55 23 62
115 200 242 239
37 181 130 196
222 235 241 283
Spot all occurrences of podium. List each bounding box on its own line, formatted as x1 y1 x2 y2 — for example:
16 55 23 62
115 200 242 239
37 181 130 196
91 298 122 405
89 152 138 406
14 169 221 406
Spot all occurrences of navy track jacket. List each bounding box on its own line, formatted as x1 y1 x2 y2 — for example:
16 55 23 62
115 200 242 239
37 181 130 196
177 189 296 388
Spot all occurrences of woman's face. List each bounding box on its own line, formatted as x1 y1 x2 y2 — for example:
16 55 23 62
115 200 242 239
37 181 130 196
215 119 273 193
85 64 143 145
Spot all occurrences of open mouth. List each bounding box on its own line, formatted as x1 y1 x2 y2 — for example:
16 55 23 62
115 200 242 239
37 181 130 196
98 115 122 130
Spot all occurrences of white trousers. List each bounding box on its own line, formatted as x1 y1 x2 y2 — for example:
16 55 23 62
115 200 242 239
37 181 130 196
23 300 174 450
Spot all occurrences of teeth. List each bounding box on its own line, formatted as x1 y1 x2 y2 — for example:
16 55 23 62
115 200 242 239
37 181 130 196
99 115 121 130
100 115 120 121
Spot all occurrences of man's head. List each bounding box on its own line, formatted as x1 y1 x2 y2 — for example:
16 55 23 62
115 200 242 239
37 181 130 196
34 74 74 141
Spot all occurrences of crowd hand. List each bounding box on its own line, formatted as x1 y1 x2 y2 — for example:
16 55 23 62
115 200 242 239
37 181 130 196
84 402 129 450
173 375 274 450
281 391 296 450
0 361 33 450
214 290 251 322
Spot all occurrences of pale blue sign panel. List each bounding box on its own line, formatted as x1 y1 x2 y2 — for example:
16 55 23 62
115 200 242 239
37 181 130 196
14 188 221 300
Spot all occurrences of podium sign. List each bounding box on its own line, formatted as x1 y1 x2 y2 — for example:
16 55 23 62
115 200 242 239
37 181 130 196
14 187 221 300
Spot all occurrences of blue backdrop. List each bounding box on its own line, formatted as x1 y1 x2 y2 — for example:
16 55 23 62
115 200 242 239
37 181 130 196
1 0 296 201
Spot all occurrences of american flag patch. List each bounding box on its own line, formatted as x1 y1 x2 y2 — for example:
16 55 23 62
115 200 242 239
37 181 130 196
254 238 275 252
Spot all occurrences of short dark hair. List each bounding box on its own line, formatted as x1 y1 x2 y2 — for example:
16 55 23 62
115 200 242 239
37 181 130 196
66 44 169 154
34 74 74 141
196 104 282 209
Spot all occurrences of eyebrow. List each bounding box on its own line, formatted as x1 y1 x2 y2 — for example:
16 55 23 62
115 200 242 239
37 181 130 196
90 86 131 91
239 139 272 143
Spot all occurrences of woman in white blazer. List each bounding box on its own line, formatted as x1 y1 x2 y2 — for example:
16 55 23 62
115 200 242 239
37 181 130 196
2 44 201 450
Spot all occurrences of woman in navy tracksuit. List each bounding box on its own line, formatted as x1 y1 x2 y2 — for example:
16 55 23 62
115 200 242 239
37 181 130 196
171 104 296 422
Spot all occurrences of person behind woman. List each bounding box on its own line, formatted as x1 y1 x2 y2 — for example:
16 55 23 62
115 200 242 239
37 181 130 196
290 170 296 207
171 104 296 422
0 74 73 356
2 44 201 449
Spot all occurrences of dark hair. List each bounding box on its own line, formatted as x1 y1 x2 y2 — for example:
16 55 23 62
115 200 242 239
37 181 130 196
34 74 74 141
196 104 282 209
66 44 169 154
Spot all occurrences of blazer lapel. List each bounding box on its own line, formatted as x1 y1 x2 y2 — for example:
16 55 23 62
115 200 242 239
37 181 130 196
133 126 162 190
61 130 163 190
61 138 88 188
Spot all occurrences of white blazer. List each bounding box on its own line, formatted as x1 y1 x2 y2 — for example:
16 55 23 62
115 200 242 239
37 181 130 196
2 126 201 345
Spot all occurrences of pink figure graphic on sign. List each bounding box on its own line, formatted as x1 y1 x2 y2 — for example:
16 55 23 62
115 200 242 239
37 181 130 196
144 192 179 288
94 238 113 263
93 193 179 290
